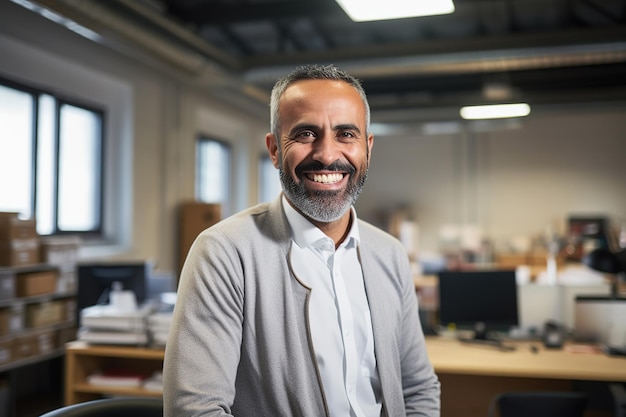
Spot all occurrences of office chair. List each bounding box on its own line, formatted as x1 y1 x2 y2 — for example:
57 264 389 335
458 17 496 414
488 391 588 417
38 397 163 417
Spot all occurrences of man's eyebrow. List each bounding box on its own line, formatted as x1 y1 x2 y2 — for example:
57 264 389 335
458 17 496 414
286 123 319 137
334 124 361 134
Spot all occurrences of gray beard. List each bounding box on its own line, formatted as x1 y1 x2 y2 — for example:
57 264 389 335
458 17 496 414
279 166 367 223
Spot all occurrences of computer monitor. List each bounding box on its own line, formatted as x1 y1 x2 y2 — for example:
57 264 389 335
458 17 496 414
437 269 519 341
77 262 150 318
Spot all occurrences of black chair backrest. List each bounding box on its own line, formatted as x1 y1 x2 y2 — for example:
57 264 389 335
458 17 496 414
38 397 163 417
488 391 588 417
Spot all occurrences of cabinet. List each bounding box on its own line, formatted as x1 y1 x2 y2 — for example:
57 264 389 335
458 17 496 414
178 202 221 276
64 341 164 405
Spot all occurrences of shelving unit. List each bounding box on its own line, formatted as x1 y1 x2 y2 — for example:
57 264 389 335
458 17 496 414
0 264 78 416
64 341 164 405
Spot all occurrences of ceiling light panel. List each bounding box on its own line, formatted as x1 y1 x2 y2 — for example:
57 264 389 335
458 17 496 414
335 0 455 22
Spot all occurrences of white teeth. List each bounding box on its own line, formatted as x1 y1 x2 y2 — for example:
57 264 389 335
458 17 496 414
312 173 343 184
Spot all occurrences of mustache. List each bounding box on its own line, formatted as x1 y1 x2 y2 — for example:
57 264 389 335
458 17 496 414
295 160 356 176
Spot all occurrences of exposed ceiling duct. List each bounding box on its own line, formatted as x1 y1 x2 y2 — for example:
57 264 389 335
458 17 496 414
22 0 626 121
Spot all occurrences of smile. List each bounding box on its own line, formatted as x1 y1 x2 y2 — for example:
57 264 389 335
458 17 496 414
308 173 345 184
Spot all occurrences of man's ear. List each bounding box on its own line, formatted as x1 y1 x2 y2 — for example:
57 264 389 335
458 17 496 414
367 133 374 164
266 133 280 168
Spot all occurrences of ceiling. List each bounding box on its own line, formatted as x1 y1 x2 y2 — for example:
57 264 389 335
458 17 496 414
28 0 626 122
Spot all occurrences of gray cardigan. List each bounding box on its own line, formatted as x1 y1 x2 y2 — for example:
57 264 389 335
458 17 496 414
163 196 440 417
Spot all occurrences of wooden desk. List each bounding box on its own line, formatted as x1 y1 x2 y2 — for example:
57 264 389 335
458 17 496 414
426 337 626 417
64 339 625 415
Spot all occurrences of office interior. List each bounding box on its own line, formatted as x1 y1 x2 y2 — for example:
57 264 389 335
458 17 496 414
0 0 625 416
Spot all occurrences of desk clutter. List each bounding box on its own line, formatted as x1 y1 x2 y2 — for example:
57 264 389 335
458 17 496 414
77 282 174 348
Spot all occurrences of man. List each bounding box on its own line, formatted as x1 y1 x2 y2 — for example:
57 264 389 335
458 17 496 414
163 64 440 416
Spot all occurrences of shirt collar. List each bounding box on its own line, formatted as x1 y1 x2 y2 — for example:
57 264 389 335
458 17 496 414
282 195 360 250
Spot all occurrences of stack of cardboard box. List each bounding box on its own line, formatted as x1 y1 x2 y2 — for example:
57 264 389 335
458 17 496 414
0 212 40 268
40 235 80 294
0 212 77 370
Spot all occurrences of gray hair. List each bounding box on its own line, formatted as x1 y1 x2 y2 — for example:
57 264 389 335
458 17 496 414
269 64 371 138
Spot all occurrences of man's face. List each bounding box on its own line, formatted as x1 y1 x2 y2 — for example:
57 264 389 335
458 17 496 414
266 79 373 223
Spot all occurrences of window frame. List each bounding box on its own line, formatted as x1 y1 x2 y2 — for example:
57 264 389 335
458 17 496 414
195 135 233 214
0 75 106 237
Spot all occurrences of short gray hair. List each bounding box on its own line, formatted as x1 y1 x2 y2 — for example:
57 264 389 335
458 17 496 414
269 64 370 138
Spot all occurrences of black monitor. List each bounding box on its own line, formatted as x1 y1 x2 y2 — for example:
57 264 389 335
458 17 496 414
437 269 519 342
77 262 150 317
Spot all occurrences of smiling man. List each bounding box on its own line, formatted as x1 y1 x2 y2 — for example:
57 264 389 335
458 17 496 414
163 64 440 417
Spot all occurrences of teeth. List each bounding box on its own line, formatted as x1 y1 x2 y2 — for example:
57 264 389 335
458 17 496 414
312 173 343 184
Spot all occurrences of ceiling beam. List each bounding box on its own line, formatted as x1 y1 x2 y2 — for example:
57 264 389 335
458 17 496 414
164 0 348 25
241 26 626 70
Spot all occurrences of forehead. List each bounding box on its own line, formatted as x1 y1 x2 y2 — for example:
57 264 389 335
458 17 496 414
280 79 363 110
278 80 367 132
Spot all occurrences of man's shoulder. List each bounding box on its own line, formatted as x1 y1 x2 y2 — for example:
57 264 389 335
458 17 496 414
357 218 407 255
204 200 289 243
210 202 270 232
357 218 398 242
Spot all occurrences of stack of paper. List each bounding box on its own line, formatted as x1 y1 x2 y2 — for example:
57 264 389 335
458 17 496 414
78 304 151 346
87 369 148 388
147 312 173 346
142 371 164 392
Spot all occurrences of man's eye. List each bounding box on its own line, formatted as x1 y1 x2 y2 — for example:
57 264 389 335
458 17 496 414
295 131 315 141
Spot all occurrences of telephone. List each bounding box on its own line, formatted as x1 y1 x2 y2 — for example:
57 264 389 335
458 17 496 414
542 320 565 349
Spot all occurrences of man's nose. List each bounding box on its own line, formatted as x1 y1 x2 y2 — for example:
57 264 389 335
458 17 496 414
311 133 340 166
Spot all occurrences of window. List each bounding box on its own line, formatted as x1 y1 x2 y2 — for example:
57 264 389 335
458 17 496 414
0 79 104 235
196 136 231 213
258 154 281 203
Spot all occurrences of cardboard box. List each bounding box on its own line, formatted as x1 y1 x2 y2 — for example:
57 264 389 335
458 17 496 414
25 300 65 328
34 329 57 355
0 270 15 301
57 326 78 346
0 308 10 337
178 202 221 273
64 298 77 323
16 269 57 297
0 238 40 267
8 304 24 333
40 235 80 267
56 270 77 293
0 213 37 241
12 334 38 360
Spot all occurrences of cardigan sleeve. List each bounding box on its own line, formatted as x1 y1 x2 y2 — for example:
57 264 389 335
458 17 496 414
163 229 243 417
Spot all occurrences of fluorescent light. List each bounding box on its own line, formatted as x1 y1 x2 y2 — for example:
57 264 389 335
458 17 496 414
335 0 455 22
10 0 102 42
460 103 531 120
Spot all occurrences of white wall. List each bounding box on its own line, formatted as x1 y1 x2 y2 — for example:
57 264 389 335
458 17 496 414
357 111 626 253
1 1 624 275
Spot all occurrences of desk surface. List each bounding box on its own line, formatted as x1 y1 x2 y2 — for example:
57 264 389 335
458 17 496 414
426 336 626 382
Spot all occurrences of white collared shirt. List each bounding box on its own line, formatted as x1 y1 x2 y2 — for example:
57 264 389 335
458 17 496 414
283 197 382 417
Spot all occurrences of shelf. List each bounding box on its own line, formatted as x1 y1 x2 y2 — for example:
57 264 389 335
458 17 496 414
0 291 77 308
0 347 65 373
73 383 162 397
65 341 165 405
0 320 76 343
67 341 165 360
